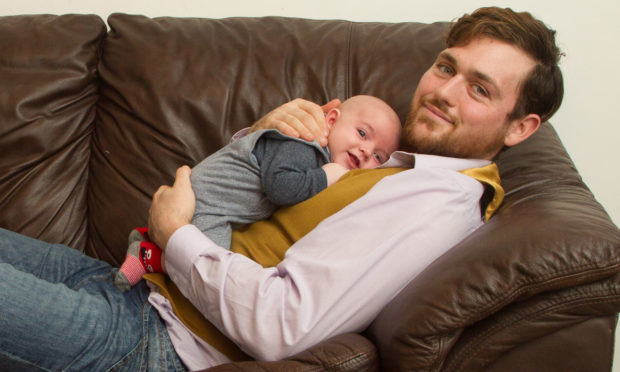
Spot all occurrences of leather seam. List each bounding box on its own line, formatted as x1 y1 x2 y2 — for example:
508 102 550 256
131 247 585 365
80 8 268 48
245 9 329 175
345 21 353 99
309 344 376 371
319 351 375 371
447 290 620 372
458 263 620 328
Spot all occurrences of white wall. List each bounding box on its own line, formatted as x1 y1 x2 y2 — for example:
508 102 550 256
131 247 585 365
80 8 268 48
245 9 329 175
5 0 620 369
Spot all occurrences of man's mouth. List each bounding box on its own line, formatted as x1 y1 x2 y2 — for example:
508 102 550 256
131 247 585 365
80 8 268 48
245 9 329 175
347 153 360 169
423 102 454 125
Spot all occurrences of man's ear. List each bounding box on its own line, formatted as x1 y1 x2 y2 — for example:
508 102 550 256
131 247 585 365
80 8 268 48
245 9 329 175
504 113 541 147
325 108 341 130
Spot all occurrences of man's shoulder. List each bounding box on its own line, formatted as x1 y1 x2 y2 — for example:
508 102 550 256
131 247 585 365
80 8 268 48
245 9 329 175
369 166 486 210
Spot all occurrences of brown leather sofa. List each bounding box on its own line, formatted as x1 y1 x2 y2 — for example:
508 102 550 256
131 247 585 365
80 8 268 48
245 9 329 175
1 13 619 371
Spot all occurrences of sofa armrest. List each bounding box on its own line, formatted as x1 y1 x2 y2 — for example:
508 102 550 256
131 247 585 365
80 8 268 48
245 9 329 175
205 333 378 371
444 277 620 371
367 123 620 370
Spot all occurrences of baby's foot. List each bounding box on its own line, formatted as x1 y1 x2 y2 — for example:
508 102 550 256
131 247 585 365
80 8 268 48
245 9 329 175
128 226 149 245
114 240 162 292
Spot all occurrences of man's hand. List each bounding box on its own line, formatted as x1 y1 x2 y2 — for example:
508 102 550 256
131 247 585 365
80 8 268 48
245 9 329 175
249 98 341 147
148 166 196 250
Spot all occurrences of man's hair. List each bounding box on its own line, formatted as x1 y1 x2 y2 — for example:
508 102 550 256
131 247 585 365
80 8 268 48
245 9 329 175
447 7 564 123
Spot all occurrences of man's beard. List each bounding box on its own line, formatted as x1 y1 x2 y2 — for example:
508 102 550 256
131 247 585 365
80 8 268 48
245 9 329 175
402 98 507 159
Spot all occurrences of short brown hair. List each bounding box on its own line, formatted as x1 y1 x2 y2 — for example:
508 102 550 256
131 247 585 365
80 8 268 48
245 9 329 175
447 7 564 122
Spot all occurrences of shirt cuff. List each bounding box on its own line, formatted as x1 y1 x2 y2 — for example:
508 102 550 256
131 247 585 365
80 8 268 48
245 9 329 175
164 224 218 289
230 127 251 143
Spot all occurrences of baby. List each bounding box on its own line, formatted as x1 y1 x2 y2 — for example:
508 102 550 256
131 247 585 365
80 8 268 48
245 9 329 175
115 95 401 291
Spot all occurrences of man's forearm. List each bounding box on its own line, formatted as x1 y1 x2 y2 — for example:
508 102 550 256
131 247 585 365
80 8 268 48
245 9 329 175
148 166 196 249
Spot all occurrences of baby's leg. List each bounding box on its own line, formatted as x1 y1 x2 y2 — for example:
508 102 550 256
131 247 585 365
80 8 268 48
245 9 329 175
114 228 163 292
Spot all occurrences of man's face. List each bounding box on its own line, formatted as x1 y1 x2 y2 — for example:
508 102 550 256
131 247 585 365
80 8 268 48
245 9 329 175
403 37 536 160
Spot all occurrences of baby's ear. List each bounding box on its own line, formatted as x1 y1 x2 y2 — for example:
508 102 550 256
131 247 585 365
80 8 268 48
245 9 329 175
325 108 341 129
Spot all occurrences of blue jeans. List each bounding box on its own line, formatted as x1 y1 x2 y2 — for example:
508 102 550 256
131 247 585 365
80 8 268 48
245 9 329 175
0 228 186 371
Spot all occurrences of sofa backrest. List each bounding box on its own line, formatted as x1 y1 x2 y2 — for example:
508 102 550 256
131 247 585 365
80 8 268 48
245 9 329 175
90 13 449 263
0 14 105 251
0 13 449 263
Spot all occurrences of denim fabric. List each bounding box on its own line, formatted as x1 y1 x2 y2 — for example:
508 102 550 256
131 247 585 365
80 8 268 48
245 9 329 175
0 228 186 371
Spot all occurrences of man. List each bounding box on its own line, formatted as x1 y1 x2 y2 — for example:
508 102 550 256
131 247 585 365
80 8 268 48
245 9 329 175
0 7 563 371
146 6 563 368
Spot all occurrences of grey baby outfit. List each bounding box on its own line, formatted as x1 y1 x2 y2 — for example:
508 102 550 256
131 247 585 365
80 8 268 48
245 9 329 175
190 129 330 249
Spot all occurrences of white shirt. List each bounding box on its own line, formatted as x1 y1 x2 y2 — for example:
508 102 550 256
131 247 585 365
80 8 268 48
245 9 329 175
149 151 490 370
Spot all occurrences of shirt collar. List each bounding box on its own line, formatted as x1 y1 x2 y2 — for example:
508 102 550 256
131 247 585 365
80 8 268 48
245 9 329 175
378 151 491 171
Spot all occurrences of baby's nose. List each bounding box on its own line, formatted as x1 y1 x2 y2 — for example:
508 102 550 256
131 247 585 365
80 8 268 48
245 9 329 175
360 144 373 157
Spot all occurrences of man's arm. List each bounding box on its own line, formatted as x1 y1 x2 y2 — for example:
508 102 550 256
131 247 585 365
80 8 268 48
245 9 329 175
148 166 196 266
249 98 341 147
160 166 486 361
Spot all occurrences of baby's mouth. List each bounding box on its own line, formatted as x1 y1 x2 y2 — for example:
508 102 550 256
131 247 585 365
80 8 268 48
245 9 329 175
348 152 360 169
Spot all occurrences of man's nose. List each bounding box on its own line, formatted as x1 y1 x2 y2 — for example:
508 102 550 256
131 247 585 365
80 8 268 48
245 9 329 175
435 76 460 107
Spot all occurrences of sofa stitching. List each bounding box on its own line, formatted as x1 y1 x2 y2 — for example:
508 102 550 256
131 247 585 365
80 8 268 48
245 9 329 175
318 349 375 371
426 334 440 372
432 333 451 372
345 21 353 99
461 296 620 371
447 290 620 372
406 282 620 371
301 340 376 371
457 262 620 328
406 263 620 368
86 15 108 254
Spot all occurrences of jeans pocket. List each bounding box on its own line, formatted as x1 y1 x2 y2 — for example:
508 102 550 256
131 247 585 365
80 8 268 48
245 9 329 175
106 301 186 372
106 337 146 372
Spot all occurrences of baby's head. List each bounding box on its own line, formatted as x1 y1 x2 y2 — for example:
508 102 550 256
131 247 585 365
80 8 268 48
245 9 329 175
326 95 401 170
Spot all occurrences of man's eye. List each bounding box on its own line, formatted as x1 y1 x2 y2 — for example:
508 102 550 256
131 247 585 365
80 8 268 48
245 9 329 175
473 84 489 97
437 64 453 75
358 129 366 138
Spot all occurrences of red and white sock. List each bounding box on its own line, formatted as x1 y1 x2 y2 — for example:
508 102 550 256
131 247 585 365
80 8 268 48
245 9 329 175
138 241 163 273
114 240 163 292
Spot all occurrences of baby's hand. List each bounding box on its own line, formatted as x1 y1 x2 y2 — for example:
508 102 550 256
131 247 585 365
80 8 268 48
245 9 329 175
322 163 350 186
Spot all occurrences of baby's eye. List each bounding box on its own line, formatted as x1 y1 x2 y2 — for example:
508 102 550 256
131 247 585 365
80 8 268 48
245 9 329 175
374 153 383 163
358 129 367 138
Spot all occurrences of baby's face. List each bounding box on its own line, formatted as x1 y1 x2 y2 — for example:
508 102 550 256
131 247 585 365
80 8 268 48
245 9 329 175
327 97 401 170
